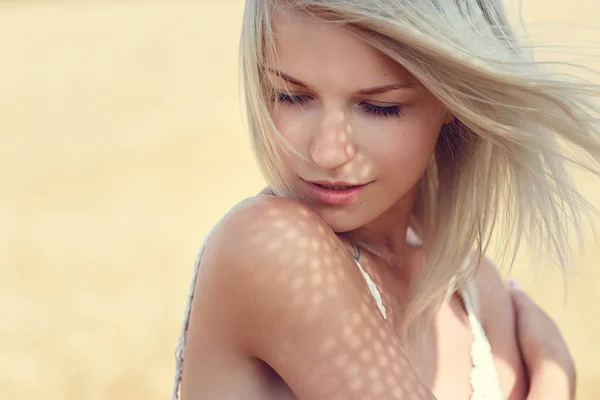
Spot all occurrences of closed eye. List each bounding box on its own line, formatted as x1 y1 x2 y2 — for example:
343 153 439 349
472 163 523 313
273 92 312 105
271 92 403 118
359 102 403 118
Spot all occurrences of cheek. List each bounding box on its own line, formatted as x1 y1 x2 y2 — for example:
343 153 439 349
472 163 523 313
361 111 443 178
270 108 318 170
271 107 312 149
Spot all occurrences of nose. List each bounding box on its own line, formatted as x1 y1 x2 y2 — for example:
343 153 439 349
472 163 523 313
309 109 356 170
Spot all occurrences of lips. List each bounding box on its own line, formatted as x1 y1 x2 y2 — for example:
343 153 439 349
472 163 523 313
312 182 355 190
303 179 369 205
310 180 361 189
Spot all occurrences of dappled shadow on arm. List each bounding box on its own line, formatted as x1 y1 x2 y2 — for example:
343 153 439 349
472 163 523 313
239 198 437 400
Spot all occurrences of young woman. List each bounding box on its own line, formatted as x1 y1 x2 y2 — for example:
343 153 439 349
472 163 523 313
173 0 598 398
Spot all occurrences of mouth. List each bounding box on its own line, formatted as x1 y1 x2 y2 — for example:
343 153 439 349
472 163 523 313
303 179 370 205
312 182 358 190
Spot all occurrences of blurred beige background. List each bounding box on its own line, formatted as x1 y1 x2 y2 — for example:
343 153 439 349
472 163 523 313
0 1 598 399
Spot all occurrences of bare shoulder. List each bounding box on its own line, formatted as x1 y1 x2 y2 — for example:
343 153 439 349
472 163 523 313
471 256 509 317
199 194 352 308
180 196 333 396
472 255 515 332
187 194 336 327
188 195 433 399
473 255 528 399
205 194 343 267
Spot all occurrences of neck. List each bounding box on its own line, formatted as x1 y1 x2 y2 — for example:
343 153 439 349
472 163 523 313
349 187 419 267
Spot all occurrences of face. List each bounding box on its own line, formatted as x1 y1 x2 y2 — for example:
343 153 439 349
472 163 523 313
266 8 451 232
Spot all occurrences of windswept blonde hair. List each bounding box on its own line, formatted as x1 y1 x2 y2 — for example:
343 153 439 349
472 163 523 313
240 0 600 329
173 0 600 397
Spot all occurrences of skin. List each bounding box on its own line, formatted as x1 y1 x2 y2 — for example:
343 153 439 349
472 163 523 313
509 284 577 399
180 7 574 400
267 8 450 253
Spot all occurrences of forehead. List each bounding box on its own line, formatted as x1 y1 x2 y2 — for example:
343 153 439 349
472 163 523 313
269 7 415 87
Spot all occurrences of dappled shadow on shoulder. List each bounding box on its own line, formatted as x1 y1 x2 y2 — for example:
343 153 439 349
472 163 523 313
240 198 437 399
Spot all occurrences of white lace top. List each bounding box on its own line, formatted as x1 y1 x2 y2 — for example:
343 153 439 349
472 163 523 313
353 256 503 400
172 232 503 400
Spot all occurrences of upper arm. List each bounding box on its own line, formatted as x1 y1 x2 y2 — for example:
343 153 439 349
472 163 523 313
179 200 267 398
188 196 434 400
475 256 528 399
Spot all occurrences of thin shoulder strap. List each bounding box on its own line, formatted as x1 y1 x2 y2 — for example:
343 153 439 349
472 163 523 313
354 258 388 319
171 228 215 400
347 240 387 320
458 282 503 399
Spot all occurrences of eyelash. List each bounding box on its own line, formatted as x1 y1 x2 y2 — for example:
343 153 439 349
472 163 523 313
273 93 403 118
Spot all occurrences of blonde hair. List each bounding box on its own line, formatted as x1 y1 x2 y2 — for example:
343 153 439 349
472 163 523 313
173 0 600 397
240 0 600 329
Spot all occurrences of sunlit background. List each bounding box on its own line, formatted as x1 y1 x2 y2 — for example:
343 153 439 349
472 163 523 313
1 0 599 399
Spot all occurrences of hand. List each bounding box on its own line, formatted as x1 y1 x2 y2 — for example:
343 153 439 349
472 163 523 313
509 281 576 400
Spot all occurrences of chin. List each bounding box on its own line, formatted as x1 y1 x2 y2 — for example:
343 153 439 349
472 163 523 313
309 204 371 234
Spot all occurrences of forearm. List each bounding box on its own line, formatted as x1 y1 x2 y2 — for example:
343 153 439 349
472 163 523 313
527 359 576 400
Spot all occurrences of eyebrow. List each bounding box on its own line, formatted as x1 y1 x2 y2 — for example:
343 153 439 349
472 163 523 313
267 68 417 95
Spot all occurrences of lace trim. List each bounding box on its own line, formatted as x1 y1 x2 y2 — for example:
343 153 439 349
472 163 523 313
354 259 503 400
353 258 387 319
174 236 502 400
461 288 503 400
